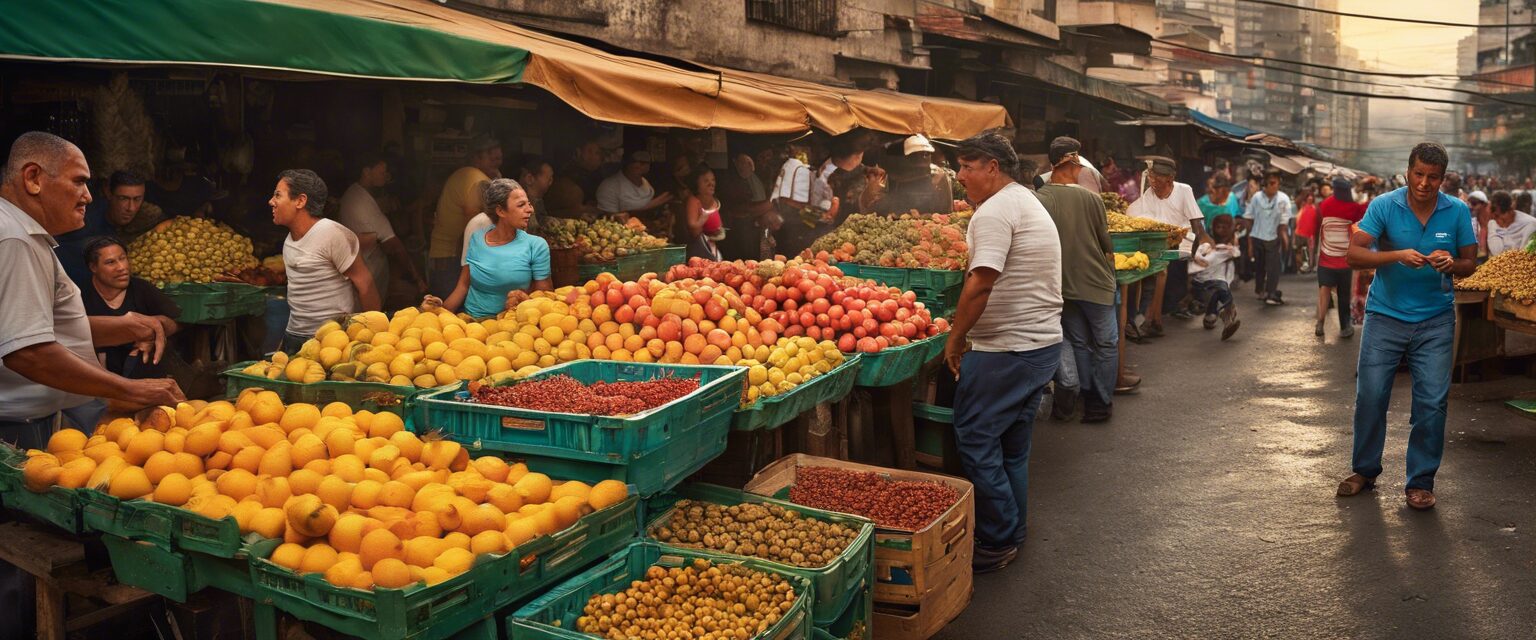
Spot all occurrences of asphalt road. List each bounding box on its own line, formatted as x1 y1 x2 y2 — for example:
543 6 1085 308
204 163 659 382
932 274 1536 640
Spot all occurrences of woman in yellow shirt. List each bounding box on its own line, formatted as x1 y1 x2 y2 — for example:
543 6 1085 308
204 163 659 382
428 135 501 297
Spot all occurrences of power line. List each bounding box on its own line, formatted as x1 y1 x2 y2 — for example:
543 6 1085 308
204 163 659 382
1150 54 1536 107
1152 38 1527 87
1236 0 1533 28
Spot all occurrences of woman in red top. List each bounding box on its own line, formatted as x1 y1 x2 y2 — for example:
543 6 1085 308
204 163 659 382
1311 177 1369 338
1293 189 1319 274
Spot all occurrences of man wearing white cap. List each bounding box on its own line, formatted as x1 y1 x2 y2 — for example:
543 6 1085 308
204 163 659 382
1465 189 1491 257
877 134 954 215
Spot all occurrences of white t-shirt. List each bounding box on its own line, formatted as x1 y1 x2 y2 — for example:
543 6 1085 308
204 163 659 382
284 218 360 336
771 157 813 204
338 183 395 287
1489 211 1536 256
595 174 656 214
1190 242 1241 284
461 213 494 266
810 161 837 211
965 182 1063 352
1128 182 1204 229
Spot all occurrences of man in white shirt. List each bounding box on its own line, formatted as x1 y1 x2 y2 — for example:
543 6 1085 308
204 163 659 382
594 151 672 219
1126 157 1210 337
1241 170 1294 305
272 169 379 352
943 132 1062 574
339 155 425 304
1488 190 1536 256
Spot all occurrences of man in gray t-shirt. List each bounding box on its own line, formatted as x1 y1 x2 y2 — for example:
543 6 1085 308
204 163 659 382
944 132 1063 574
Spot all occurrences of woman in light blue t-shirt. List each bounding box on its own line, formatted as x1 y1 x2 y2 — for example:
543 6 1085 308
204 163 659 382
425 178 551 318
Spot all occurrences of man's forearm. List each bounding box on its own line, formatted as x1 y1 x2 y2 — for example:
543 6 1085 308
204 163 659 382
158 316 179 337
383 238 424 282
1347 246 1404 269
88 316 141 348
4 342 130 401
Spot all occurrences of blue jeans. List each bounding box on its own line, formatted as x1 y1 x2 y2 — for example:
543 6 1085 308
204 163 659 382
1060 300 1118 409
1351 310 1455 490
953 344 1060 548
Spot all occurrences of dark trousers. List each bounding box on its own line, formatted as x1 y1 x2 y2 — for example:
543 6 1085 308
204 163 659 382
1254 238 1284 298
1318 266 1353 327
1163 260 1190 314
0 414 58 640
953 344 1060 548
1060 301 1118 410
1193 279 1233 314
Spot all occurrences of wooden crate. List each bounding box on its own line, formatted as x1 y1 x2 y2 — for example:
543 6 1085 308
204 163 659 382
1490 293 1536 323
871 551 972 640
742 454 974 605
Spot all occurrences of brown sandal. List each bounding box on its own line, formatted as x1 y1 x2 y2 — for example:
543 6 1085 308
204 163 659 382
1336 473 1376 497
1406 488 1437 510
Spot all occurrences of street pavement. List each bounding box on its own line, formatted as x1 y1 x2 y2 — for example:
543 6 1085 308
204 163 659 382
933 274 1536 640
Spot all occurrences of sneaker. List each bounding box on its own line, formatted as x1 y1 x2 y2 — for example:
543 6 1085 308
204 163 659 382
1050 386 1079 421
1315 321 1325 337
1339 325 1354 339
973 544 1019 574
1203 314 1217 330
1220 306 1241 341
1171 310 1194 320
1265 296 1285 306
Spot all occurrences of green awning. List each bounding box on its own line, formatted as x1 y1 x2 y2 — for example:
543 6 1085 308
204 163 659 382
0 0 528 84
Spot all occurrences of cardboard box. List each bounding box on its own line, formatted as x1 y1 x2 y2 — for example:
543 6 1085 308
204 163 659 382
742 454 974 605
872 553 972 640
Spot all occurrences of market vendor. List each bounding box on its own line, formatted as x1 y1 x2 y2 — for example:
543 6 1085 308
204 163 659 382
1126 156 1210 339
53 170 145 289
546 138 608 218
716 150 775 260
595 150 673 220
944 132 1062 574
272 169 380 352
460 155 554 263
681 164 726 261
339 154 427 303
877 134 954 216
425 178 551 318
428 135 501 298
80 236 181 378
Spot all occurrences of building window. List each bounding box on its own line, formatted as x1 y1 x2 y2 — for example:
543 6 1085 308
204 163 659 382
746 0 842 37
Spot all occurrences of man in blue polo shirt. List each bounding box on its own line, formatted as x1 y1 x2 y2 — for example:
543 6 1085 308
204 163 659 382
1336 142 1475 510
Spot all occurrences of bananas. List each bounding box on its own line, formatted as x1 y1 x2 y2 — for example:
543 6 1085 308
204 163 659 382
1114 252 1151 271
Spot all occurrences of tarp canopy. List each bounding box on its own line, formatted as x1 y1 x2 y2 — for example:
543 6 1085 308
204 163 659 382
0 0 1009 138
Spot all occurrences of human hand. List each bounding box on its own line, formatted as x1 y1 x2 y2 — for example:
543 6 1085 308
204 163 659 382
1397 249 1429 268
505 289 531 309
1428 250 1455 272
123 378 185 409
122 312 166 364
421 294 443 310
943 339 967 379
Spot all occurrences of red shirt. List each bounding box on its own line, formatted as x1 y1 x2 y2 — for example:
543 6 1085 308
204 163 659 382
1295 204 1318 239
1315 196 1368 269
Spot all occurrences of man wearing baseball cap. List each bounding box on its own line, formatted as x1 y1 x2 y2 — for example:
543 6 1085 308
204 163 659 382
594 150 674 219
877 134 955 215
1033 136 1107 192
1126 156 1210 338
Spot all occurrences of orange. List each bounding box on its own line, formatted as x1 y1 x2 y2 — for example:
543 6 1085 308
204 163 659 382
358 529 404 570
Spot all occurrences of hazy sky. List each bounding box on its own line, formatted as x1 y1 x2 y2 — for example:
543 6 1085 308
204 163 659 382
1338 0 1477 74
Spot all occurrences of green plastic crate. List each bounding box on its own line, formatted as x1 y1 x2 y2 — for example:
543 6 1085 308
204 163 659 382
0 449 85 533
78 490 178 548
415 361 745 496
733 356 863 431
576 251 654 282
913 283 961 319
639 245 686 275
1110 234 1142 253
508 540 814 640
101 534 255 601
834 263 963 293
224 361 428 416
847 333 947 388
814 580 871 640
160 282 268 325
249 494 639 640
125 500 246 558
1114 258 1168 286
642 483 874 626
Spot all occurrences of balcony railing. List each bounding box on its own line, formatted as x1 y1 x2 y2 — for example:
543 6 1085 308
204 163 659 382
746 0 843 37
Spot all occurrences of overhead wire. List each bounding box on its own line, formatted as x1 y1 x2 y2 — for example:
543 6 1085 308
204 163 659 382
1235 0 1536 29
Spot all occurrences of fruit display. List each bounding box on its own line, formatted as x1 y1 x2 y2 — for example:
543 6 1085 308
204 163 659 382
808 212 970 269
468 375 700 415
575 558 798 640
1457 248 1536 302
650 499 859 568
1106 211 1182 234
786 466 960 530
1114 251 1151 271
17 392 630 591
664 258 949 353
542 217 669 263
127 216 258 284
1101 191 1129 215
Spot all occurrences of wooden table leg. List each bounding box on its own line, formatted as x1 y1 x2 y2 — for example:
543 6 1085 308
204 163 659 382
1150 271 1168 327
37 576 66 640
1117 283 1130 384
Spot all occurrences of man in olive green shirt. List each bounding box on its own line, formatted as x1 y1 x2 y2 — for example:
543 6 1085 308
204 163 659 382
1033 137 1118 422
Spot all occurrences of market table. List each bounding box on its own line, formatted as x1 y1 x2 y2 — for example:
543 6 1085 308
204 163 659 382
1114 261 1169 389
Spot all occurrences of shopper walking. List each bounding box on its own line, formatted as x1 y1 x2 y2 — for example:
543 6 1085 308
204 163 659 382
1241 170 1293 305
944 132 1062 573
1035 137 1117 423
1336 143 1476 511
1190 214 1241 340
1312 177 1368 338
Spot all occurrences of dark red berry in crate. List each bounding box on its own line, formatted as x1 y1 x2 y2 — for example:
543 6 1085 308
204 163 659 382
789 466 959 530
471 374 699 416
